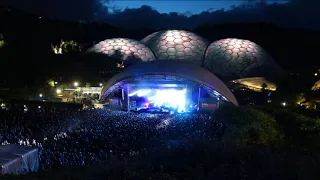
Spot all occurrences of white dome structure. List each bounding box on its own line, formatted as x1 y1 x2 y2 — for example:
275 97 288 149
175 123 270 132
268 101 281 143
88 38 156 62
140 30 209 65
312 80 320 91
204 38 282 80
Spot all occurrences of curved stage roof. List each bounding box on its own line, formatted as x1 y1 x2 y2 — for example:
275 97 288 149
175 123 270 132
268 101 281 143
100 61 238 106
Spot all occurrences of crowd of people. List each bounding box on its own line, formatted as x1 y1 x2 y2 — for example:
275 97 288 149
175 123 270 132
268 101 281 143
0 105 225 170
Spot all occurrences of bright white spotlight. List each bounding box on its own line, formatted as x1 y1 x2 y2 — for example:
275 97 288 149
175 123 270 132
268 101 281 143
152 89 186 112
282 102 286 106
129 90 140 97
137 89 151 97
56 89 62 94
74 82 79 87
39 94 43 98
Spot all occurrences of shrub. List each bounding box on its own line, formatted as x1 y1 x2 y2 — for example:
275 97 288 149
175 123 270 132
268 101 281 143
214 105 283 145
270 110 320 148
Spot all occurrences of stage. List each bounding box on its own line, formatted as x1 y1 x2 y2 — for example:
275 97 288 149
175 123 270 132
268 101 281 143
104 80 220 114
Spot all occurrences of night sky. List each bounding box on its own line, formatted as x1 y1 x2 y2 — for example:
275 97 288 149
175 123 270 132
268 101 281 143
109 0 288 14
1 0 320 30
109 1 243 14
2 0 289 16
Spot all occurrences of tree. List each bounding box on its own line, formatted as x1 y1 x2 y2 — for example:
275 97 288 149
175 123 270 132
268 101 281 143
214 105 283 145
0 34 7 48
47 79 55 87
51 40 81 54
261 83 268 92
296 93 306 105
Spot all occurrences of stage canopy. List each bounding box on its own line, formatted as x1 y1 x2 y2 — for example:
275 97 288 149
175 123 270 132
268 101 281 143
100 60 238 106
0 145 39 175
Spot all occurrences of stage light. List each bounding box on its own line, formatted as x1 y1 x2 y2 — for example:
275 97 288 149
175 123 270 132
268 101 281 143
129 90 140 97
137 89 151 97
100 83 103 87
130 88 189 113
74 82 79 87
282 102 286 106
151 89 186 112
56 89 62 94
39 94 43 98
147 96 155 100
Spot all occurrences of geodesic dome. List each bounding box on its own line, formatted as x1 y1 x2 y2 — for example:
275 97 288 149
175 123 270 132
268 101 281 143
87 38 156 63
140 30 209 65
312 80 320 91
204 38 282 80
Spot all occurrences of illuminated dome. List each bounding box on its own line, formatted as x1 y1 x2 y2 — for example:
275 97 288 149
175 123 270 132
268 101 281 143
141 30 209 65
204 38 282 80
88 38 156 62
233 77 277 91
312 80 320 91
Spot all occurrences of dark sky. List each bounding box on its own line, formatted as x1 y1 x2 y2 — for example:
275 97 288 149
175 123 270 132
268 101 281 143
1 0 320 30
108 0 287 14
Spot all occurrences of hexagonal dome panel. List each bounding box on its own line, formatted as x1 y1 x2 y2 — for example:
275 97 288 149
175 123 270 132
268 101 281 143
140 30 209 65
87 38 156 62
204 38 282 80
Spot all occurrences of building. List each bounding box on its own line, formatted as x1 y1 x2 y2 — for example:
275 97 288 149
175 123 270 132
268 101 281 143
312 80 320 91
203 38 283 81
231 77 277 92
88 38 156 65
140 30 209 65
88 32 285 102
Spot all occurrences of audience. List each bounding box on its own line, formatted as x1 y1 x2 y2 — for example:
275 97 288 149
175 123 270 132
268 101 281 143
0 106 224 169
